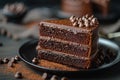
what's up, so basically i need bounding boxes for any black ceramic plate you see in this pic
[19,38,120,76]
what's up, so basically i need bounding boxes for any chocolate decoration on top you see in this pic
[69,14,99,27]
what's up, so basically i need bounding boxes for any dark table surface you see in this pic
[1,34,120,80]
[0,0,120,79]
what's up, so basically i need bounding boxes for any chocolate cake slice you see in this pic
[37,15,99,69]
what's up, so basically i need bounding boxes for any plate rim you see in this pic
[19,38,120,73]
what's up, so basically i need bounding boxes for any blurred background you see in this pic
[0,0,120,79]
[0,0,120,41]
[0,0,119,51]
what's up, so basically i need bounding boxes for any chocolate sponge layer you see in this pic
[40,25,90,45]
[40,21,98,46]
[38,49,91,69]
[38,37,97,58]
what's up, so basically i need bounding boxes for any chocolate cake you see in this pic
[61,0,92,16]
[37,15,99,69]
[61,0,110,17]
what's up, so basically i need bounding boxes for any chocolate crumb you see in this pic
[14,72,23,79]
[14,56,20,61]
[32,57,39,64]
[42,72,48,80]
[8,61,14,67]
[11,57,17,63]
[61,77,69,80]
[50,75,58,80]
[3,58,9,64]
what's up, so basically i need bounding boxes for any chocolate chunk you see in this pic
[14,72,23,79]
[50,75,58,80]
[42,72,48,80]
[32,57,39,64]
[0,58,3,64]
[3,58,9,64]
[14,56,20,61]
[11,57,17,63]
[61,77,69,80]
[8,61,14,67]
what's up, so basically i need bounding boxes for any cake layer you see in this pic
[38,49,91,69]
[40,19,98,33]
[40,25,90,45]
[38,36,98,58]
[39,19,98,46]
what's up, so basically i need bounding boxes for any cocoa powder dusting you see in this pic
[0,61,44,80]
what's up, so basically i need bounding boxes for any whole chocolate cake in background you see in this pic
[36,14,99,69]
[61,0,93,17]
[61,0,110,17]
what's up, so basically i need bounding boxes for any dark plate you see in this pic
[19,38,120,77]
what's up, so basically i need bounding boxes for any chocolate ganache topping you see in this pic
[69,14,99,27]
